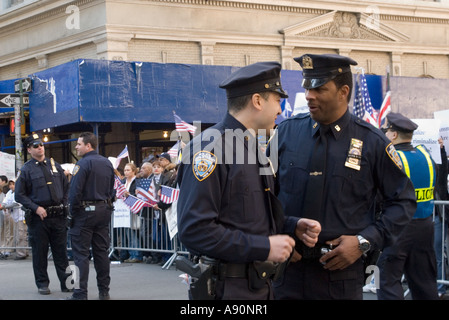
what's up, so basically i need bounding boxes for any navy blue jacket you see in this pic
[177,113,299,263]
[276,109,416,250]
[15,157,68,212]
[68,150,115,210]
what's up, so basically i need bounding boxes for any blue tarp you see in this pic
[1,59,386,132]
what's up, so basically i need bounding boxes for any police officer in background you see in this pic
[377,112,438,300]
[177,61,321,300]
[67,132,115,300]
[15,133,71,295]
[274,54,417,299]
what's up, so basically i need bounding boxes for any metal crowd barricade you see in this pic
[109,205,189,269]
[434,200,449,287]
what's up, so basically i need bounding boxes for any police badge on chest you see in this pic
[345,138,363,170]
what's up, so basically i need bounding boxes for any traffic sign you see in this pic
[0,94,29,108]
[14,78,32,93]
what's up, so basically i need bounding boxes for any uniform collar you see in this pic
[223,112,248,131]
[311,109,351,140]
[394,142,414,151]
[83,150,97,158]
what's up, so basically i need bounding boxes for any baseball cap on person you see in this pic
[23,133,43,148]
[219,61,288,99]
[294,54,358,90]
[157,152,171,161]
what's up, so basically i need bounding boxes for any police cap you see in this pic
[219,61,288,99]
[23,133,43,148]
[294,54,358,89]
[386,112,418,133]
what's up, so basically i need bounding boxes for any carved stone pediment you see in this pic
[280,11,410,42]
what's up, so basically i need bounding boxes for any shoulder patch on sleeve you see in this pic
[192,151,217,181]
[386,143,403,170]
[72,165,80,176]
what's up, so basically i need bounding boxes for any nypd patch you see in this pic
[192,151,217,181]
[72,165,80,176]
[386,143,403,170]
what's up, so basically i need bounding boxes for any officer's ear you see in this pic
[337,84,350,103]
[251,93,264,112]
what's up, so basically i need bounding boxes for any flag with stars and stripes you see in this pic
[123,194,148,214]
[160,185,180,204]
[114,176,126,199]
[174,113,197,135]
[135,177,158,206]
[353,72,378,128]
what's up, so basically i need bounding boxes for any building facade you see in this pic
[1,0,449,165]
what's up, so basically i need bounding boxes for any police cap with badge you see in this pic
[294,54,358,89]
[23,133,44,149]
[386,112,418,133]
[219,61,288,99]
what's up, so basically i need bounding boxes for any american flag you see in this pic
[135,177,158,206]
[377,68,391,128]
[167,141,179,158]
[174,113,197,135]
[160,185,180,204]
[114,176,126,199]
[124,195,147,214]
[353,72,378,128]
[115,145,129,168]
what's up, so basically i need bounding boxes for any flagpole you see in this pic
[173,111,182,162]
[126,145,130,163]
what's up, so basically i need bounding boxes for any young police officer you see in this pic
[177,61,321,300]
[377,112,438,300]
[67,132,115,300]
[274,54,417,299]
[15,133,71,295]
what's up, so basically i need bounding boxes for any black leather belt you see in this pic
[296,242,333,260]
[222,263,248,278]
[82,200,108,206]
[43,204,65,217]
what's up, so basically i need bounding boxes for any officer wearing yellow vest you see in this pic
[377,112,439,300]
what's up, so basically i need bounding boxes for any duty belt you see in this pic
[43,204,65,217]
[81,200,109,206]
[218,261,280,280]
[296,242,333,260]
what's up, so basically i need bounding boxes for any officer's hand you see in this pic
[36,206,47,220]
[267,235,295,263]
[319,235,362,270]
[295,218,321,248]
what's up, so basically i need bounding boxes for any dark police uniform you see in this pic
[377,112,438,300]
[273,54,417,299]
[15,133,71,294]
[68,149,115,300]
[177,62,301,300]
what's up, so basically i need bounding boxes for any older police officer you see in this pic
[274,54,417,299]
[177,61,321,300]
[15,133,71,295]
[67,132,115,300]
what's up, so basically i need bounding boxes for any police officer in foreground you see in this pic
[377,112,438,300]
[67,132,115,300]
[15,133,71,295]
[177,61,321,300]
[274,54,417,299]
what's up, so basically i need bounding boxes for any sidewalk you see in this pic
[0,256,188,300]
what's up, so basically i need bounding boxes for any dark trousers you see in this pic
[377,216,438,300]
[273,258,364,300]
[27,215,70,290]
[70,205,112,299]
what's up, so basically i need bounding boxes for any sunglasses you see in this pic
[32,142,44,149]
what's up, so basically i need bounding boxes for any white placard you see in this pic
[0,151,16,181]
[113,198,131,228]
[164,200,178,240]
[412,118,441,164]
[434,109,449,152]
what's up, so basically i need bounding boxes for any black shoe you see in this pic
[99,292,110,300]
[61,287,74,293]
[38,287,51,295]
[14,256,26,260]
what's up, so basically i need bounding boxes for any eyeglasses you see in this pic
[32,142,44,149]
